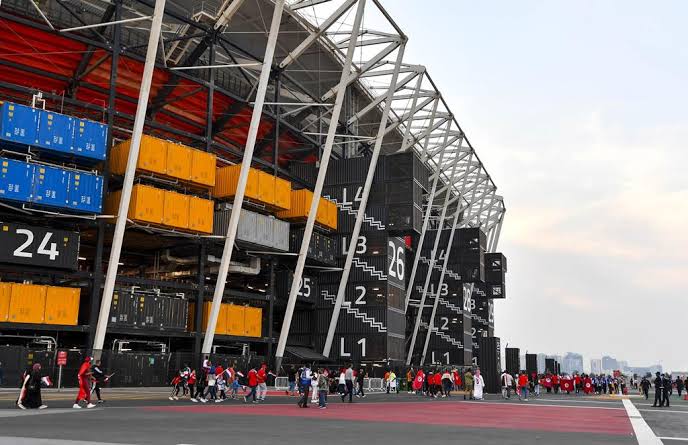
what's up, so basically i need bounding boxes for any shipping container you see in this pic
[201,302,228,334]
[257,170,276,208]
[288,162,316,187]
[105,184,165,225]
[162,190,190,230]
[274,175,291,211]
[166,142,192,181]
[0,102,38,146]
[243,306,262,337]
[526,354,538,376]
[36,109,74,155]
[214,205,289,251]
[325,156,386,185]
[0,157,34,203]
[190,150,217,188]
[276,270,318,303]
[226,304,245,336]
[109,291,137,327]
[44,286,80,325]
[158,296,188,331]
[505,347,520,374]
[66,170,103,213]
[0,282,10,322]
[111,135,168,177]
[213,164,260,202]
[477,336,501,393]
[72,117,107,160]
[277,189,336,229]
[188,196,214,234]
[314,331,388,362]
[31,164,68,208]
[385,151,431,191]
[289,228,337,265]
[335,204,386,233]
[8,283,46,323]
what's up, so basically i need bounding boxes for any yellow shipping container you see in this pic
[274,176,292,211]
[277,188,313,220]
[190,150,217,188]
[187,302,196,331]
[201,302,228,335]
[105,184,165,225]
[321,198,338,230]
[188,196,214,234]
[166,142,193,181]
[257,170,276,207]
[8,283,46,324]
[162,190,190,229]
[226,304,245,337]
[111,135,168,176]
[44,286,80,326]
[213,164,260,201]
[0,282,10,322]
[243,306,262,337]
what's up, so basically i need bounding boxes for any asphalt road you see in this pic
[0,388,685,445]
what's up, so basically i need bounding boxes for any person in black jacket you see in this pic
[91,360,106,404]
[640,376,651,400]
[356,368,366,398]
[662,374,672,407]
[676,376,684,397]
[653,372,664,407]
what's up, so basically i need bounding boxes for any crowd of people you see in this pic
[14,355,688,411]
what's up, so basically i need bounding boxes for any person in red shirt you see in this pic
[517,371,529,401]
[244,366,258,403]
[412,369,424,395]
[583,374,593,395]
[73,357,95,409]
[433,371,442,398]
[452,369,462,392]
[188,369,198,402]
[552,374,560,394]
[256,364,268,401]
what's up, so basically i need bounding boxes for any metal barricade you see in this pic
[274,376,289,391]
[368,377,384,392]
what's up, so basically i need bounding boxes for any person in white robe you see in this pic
[473,369,485,400]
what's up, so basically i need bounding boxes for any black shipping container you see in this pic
[109,291,188,331]
[314,331,398,362]
[323,182,386,207]
[276,270,319,304]
[288,162,317,187]
[159,296,189,331]
[290,228,337,265]
[109,291,137,327]
[384,151,431,191]
[505,347,520,374]
[477,336,501,393]
[555,361,561,375]
[526,354,538,377]
[324,156,386,186]
[335,203,387,233]
[545,358,555,374]
[485,252,507,273]
[335,230,390,258]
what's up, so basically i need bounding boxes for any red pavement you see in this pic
[145,400,633,436]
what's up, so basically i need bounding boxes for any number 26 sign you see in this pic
[0,222,79,270]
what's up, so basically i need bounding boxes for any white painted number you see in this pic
[430,283,448,297]
[471,327,477,337]
[357,338,366,357]
[341,186,364,207]
[431,351,451,365]
[13,229,34,258]
[340,337,366,358]
[440,316,449,331]
[37,233,59,261]
[342,235,367,255]
[298,277,311,298]
[354,286,366,305]
[388,241,405,281]
[463,297,475,312]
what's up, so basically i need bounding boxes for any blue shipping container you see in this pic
[32,164,69,208]
[0,157,34,203]
[0,102,39,146]
[37,109,74,155]
[67,170,103,213]
[73,118,107,160]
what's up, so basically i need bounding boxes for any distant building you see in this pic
[602,356,618,373]
[537,353,546,374]
[520,354,526,371]
[626,365,662,376]
[562,352,584,375]
[591,359,602,374]
[618,361,629,372]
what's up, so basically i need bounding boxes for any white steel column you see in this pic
[399,72,424,152]
[406,146,465,365]
[202,0,286,354]
[403,123,454,313]
[490,212,505,251]
[275,0,367,371]
[91,0,166,356]
[322,41,407,358]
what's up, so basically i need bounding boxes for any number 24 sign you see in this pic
[0,222,80,270]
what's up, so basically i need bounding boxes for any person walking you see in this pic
[356,368,366,398]
[662,374,672,407]
[91,360,107,404]
[473,369,485,400]
[310,369,319,405]
[342,363,354,403]
[518,371,529,401]
[388,370,398,394]
[676,376,684,397]
[464,369,474,400]
[188,369,198,402]
[244,366,258,403]
[17,363,48,409]
[442,369,452,397]
[317,368,328,409]
[652,372,664,407]
[256,364,268,402]
[297,365,312,408]
[501,370,513,399]
[73,357,96,409]
[287,366,297,396]
[640,376,650,400]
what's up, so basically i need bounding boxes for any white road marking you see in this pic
[640,409,688,415]
[658,438,688,442]
[622,399,663,445]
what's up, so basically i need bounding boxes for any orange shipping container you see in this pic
[162,190,190,229]
[243,306,262,337]
[187,302,196,331]
[44,286,80,326]
[110,135,168,176]
[257,170,276,207]
[188,196,214,234]
[8,283,46,324]
[0,282,10,322]
[321,198,338,230]
[201,302,228,335]
[166,142,193,181]
[277,188,313,220]
[226,304,245,336]
[105,184,165,225]
[191,150,217,187]
[274,176,292,211]
[213,164,260,201]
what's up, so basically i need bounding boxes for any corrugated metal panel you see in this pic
[505,348,520,374]
[324,156,385,185]
[0,101,38,146]
[214,207,289,251]
[290,228,337,265]
[0,282,10,322]
[67,170,103,213]
[109,291,137,327]
[31,164,68,208]
[190,149,216,187]
[166,142,192,181]
[8,283,46,323]
[0,157,34,203]
[477,336,501,393]
[44,286,79,326]
[37,109,74,154]
[276,270,318,304]
[73,117,107,160]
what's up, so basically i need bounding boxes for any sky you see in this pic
[377,1,688,371]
